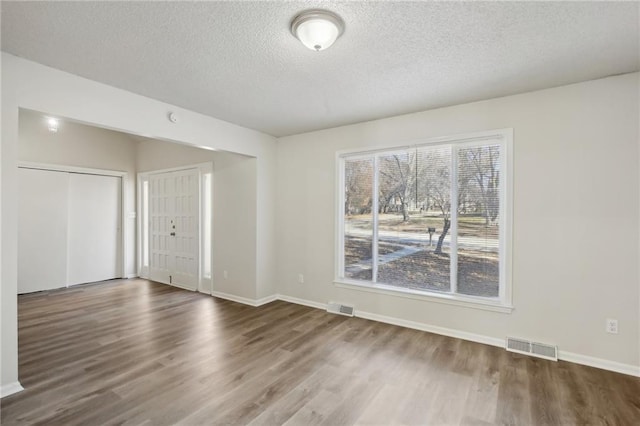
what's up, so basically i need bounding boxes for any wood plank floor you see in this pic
[1,279,639,425]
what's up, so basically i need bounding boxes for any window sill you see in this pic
[334,279,513,314]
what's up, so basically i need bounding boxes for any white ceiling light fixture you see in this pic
[46,117,59,133]
[291,9,345,51]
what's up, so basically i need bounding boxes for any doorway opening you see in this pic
[138,163,213,293]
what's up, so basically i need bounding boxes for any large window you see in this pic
[336,130,512,311]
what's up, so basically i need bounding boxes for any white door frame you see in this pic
[17,161,128,280]
[137,162,213,292]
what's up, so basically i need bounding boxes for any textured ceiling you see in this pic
[2,1,638,137]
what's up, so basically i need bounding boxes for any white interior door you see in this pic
[18,168,69,293]
[67,173,121,286]
[171,169,199,289]
[149,168,199,290]
[149,173,173,284]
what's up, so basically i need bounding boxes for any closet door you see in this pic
[18,168,70,293]
[67,173,122,286]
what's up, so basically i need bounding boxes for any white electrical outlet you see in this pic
[606,318,618,334]
[298,274,304,284]
[223,270,228,280]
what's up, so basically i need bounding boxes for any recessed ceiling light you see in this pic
[47,117,59,133]
[291,9,345,52]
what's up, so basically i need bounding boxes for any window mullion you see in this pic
[338,157,346,278]
[450,146,458,294]
[372,155,379,282]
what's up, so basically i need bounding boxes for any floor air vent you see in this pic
[327,302,354,317]
[506,337,558,361]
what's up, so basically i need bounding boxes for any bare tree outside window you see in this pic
[341,140,504,299]
[343,158,374,280]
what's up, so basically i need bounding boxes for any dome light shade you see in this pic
[291,10,344,51]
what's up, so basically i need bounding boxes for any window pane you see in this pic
[344,158,373,281]
[142,180,149,268]
[339,135,507,302]
[376,147,451,292]
[456,144,500,297]
[203,173,212,279]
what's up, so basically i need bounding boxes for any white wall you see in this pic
[2,51,638,394]
[256,146,277,299]
[20,111,260,298]
[276,73,640,371]
[136,139,258,299]
[18,109,138,278]
[1,53,277,392]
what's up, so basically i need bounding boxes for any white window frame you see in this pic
[334,129,513,313]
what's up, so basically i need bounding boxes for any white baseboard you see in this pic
[209,292,325,309]
[201,290,640,377]
[558,350,640,377]
[255,294,278,306]
[211,291,268,307]
[277,294,327,310]
[1,381,24,398]
[126,274,138,279]
[275,293,640,377]
[354,309,505,348]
